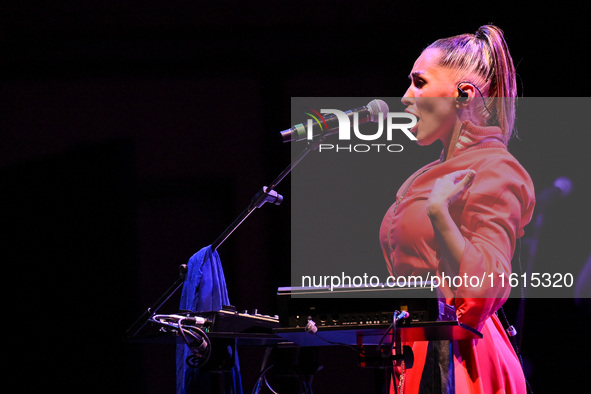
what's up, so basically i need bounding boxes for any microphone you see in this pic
[537,177,573,208]
[395,311,409,321]
[280,99,389,143]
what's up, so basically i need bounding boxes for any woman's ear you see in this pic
[455,82,476,104]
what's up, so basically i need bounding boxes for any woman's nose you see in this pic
[401,86,414,106]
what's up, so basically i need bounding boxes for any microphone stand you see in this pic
[125,135,329,340]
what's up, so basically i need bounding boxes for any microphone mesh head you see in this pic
[367,99,389,122]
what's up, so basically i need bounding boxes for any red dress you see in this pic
[379,121,535,393]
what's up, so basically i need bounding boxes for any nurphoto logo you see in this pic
[301,99,418,153]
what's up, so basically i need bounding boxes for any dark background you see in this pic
[2,2,590,393]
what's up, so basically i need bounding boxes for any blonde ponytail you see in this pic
[426,25,517,144]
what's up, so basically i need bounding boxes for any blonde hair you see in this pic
[426,25,517,144]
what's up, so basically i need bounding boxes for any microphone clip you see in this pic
[253,186,283,208]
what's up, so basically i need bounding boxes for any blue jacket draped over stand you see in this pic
[176,245,242,394]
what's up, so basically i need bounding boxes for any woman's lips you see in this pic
[410,117,419,135]
[404,109,419,135]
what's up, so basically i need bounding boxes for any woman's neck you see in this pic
[440,120,465,162]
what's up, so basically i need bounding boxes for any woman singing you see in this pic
[379,25,535,393]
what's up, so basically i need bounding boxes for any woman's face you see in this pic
[402,48,461,147]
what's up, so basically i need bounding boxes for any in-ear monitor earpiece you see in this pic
[457,86,469,102]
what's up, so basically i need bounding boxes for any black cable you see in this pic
[498,307,533,394]
[305,319,359,352]
[497,308,521,364]
[389,312,399,356]
[311,333,359,353]
[494,237,534,394]
[177,318,212,368]
[457,80,494,119]
[377,311,407,357]
[251,365,276,394]
[263,374,279,394]
[377,322,394,351]
[513,238,534,394]
[377,312,407,394]
[149,315,212,368]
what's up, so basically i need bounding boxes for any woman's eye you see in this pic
[414,78,426,88]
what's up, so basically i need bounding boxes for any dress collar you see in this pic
[442,120,506,161]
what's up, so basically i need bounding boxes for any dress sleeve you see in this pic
[447,157,535,331]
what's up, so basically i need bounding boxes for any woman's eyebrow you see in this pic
[409,71,425,79]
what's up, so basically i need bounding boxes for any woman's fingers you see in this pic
[429,169,477,211]
[454,169,476,190]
